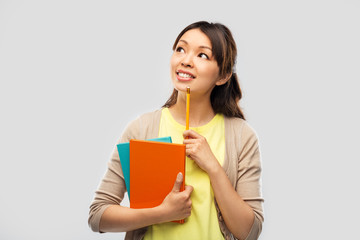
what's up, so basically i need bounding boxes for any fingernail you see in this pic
[177,172,183,181]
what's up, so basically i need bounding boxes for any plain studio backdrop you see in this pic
[1,0,359,239]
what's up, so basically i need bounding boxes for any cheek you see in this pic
[199,64,220,82]
[169,57,176,78]
[170,54,179,70]
[170,56,180,84]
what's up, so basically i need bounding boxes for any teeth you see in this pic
[178,72,193,78]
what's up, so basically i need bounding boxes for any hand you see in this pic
[160,172,193,222]
[183,130,220,173]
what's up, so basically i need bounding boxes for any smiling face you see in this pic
[170,28,227,96]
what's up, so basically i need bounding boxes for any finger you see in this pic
[183,139,197,144]
[185,143,194,150]
[183,130,193,138]
[185,149,193,158]
[184,185,194,195]
[183,129,202,139]
[172,172,183,192]
[185,145,195,155]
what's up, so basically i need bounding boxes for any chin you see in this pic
[172,80,189,93]
[175,85,191,94]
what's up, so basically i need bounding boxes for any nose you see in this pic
[181,62,192,67]
[181,54,193,68]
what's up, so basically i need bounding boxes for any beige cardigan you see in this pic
[88,109,264,240]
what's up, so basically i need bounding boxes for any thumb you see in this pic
[171,172,183,192]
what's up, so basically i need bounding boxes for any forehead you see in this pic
[179,28,212,48]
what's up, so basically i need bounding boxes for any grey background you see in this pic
[1,0,359,239]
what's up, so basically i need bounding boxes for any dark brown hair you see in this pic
[163,21,245,119]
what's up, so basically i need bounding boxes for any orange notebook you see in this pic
[129,139,186,223]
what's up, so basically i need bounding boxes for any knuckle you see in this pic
[181,194,187,201]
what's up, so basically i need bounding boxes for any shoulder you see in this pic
[224,116,260,151]
[137,108,163,121]
[119,108,163,143]
[224,116,258,139]
[128,108,162,127]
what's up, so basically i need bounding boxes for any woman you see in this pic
[89,21,264,240]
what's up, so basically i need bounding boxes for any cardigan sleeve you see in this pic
[88,118,140,232]
[237,122,264,240]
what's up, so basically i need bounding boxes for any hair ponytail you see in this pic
[211,73,245,119]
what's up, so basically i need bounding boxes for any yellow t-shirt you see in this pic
[144,108,225,240]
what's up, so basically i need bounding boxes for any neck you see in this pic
[169,91,215,127]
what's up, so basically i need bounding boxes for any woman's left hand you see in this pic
[183,130,220,173]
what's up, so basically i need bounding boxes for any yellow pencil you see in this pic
[186,87,190,131]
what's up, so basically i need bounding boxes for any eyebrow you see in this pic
[179,39,212,52]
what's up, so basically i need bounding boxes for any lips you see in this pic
[176,69,195,81]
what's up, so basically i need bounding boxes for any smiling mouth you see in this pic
[177,71,195,79]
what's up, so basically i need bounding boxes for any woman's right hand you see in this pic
[159,172,193,222]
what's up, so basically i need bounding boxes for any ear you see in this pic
[215,73,232,86]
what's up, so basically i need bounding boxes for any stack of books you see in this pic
[117,137,186,223]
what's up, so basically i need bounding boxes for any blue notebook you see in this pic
[117,136,172,198]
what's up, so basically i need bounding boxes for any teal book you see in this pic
[117,136,172,198]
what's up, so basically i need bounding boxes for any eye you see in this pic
[176,47,185,53]
[199,53,209,59]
